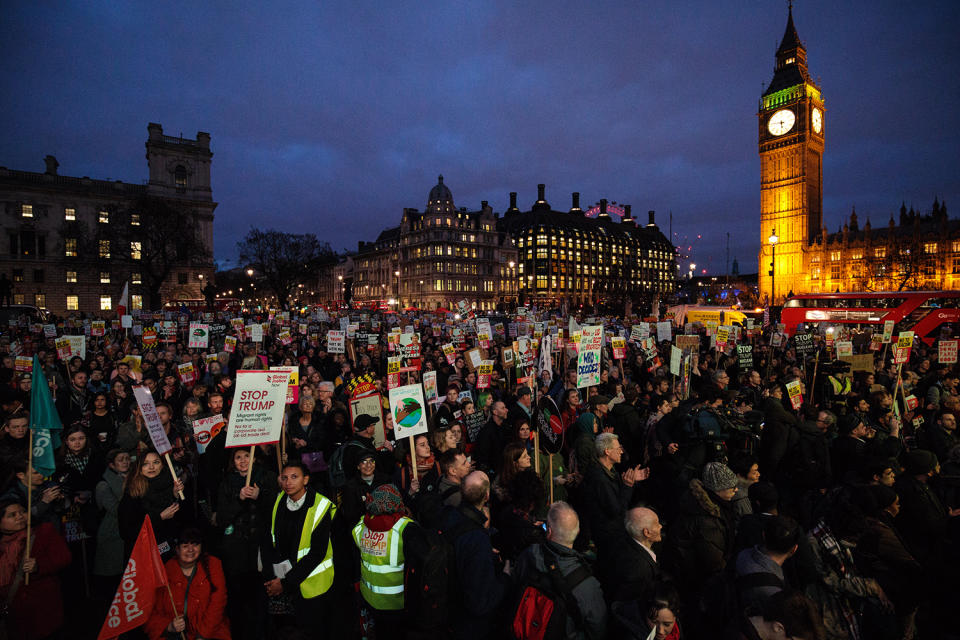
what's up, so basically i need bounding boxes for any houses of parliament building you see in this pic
[758,8,959,301]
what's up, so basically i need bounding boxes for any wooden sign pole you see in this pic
[24,429,33,585]
[165,453,185,500]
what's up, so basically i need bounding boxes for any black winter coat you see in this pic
[580,462,633,549]
[664,478,735,589]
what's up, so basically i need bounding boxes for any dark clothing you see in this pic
[858,512,923,611]
[440,504,509,640]
[513,540,608,640]
[217,465,274,576]
[580,463,633,549]
[734,545,785,610]
[830,436,866,484]
[600,531,661,605]
[758,396,799,480]
[607,402,645,463]
[664,478,735,590]
[784,420,832,490]
[117,469,182,561]
[473,418,508,473]
[1,522,72,640]
[894,475,948,565]
[492,505,546,562]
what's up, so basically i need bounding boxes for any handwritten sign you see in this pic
[576,326,604,388]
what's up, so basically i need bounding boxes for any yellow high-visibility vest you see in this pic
[270,492,336,598]
[351,516,412,610]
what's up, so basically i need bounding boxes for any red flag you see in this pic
[97,516,168,640]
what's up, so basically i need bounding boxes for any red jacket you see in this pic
[5,522,72,640]
[146,555,231,640]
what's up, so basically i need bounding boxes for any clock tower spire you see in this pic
[758,5,824,303]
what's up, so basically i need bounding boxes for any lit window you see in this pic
[12,270,23,283]
[785,57,795,65]
[924,242,938,254]
[131,294,142,310]
[175,165,187,188]
[34,294,45,308]
[66,295,79,311]
[99,240,110,258]
[65,208,76,221]
[132,272,142,284]
[100,295,112,311]
[131,213,140,226]
[66,271,77,283]
[131,242,142,260]
[100,271,111,284]
[830,251,841,262]
[65,238,78,257]
[99,210,110,224]
[21,204,33,218]
[875,248,886,258]
[13,295,24,305]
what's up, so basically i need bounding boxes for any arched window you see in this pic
[174,165,187,189]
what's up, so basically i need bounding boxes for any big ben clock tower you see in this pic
[758,6,824,303]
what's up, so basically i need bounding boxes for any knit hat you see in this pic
[702,462,738,492]
[838,413,864,435]
[903,449,938,475]
[367,485,407,516]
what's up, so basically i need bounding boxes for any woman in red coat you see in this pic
[0,498,72,640]
[146,527,231,640]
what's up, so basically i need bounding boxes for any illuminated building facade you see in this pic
[758,7,825,303]
[0,123,216,313]
[499,185,677,309]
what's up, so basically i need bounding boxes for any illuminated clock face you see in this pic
[767,109,796,136]
[812,107,823,134]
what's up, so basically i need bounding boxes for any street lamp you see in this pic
[768,229,778,305]
[394,270,400,307]
[419,280,424,309]
[246,268,254,277]
[338,274,343,308]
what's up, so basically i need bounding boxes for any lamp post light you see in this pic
[337,274,344,308]
[768,229,778,305]
[394,270,400,308]
[419,280,424,309]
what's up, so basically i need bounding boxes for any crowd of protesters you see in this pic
[0,302,957,640]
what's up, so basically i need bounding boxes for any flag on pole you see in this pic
[117,281,129,318]
[97,516,168,640]
[29,355,62,476]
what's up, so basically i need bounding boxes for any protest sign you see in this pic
[177,362,196,385]
[91,320,105,337]
[349,393,386,447]
[388,383,429,439]
[132,386,172,456]
[836,341,854,358]
[14,356,31,372]
[422,371,439,406]
[656,321,672,343]
[399,333,422,371]
[476,318,492,347]
[442,343,456,365]
[386,356,401,389]
[464,410,487,444]
[882,320,895,344]
[535,396,565,454]
[270,366,300,404]
[676,335,699,352]
[611,337,626,360]
[278,329,292,345]
[939,339,958,364]
[250,324,263,343]
[576,325,604,388]
[55,337,72,359]
[670,345,682,376]
[188,323,209,349]
[715,326,730,350]
[192,414,225,454]
[43,324,57,338]
[142,327,158,348]
[224,370,292,448]
[905,395,920,411]
[794,333,814,355]
[121,315,133,329]
[327,330,345,354]
[477,360,493,389]
[894,332,914,364]
[224,335,237,353]
[737,344,754,370]
[786,379,803,410]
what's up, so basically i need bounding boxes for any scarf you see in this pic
[65,451,89,475]
[0,530,27,588]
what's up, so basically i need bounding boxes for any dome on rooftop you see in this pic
[427,175,454,213]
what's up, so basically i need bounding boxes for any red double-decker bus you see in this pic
[781,290,960,344]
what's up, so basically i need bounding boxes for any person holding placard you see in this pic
[261,460,337,636]
[118,451,184,561]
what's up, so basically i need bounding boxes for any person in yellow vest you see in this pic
[262,460,336,637]
[351,484,420,640]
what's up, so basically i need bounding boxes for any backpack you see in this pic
[328,441,369,489]
[414,483,461,530]
[405,512,479,632]
[510,547,591,640]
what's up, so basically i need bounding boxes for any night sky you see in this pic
[2,1,958,276]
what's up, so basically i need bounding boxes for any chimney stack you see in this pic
[481,200,488,209]
[570,192,581,213]
[622,204,633,224]
[648,210,657,227]
[507,192,519,213]
[44,155,59,175]
[537,184,546,203]
[597,199,611,220]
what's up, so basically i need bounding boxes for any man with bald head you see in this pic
[514,502,608,639]
[440,471,509,640]
[601,506,663,605]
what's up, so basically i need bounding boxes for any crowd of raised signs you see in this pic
[0,303,958,640]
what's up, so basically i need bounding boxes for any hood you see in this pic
[683,478,723,519]
[529,540,587,574]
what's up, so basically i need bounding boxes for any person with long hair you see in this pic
[117,451,184,560]
[146,527,231,640]
[0,498,72,640]
[394,433,438,497]
[88,392,117,448]
[92,449,130,591]
[492,441,532,504]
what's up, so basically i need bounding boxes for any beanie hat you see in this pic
[903,449,938,475]
[838,413,863,435]
[367,485,408,516]
[702,462,738,492]
[869,485,898,513]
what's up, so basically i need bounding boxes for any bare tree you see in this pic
[237,229,336,310]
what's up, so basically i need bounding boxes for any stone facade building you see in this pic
[0,123,216,314]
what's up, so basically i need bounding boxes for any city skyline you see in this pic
[2,1,957,275]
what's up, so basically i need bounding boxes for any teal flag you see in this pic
[29,355,62,476]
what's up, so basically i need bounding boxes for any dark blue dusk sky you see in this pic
[2,1,958,275]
